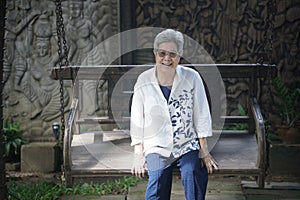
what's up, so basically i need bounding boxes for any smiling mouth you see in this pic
[162,63,172,67]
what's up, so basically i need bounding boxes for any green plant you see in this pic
[224,104,249,130]
[3,118,27,156]
[80,125,89,133]
[265,122,280,145]
[7,176,143,199]
[234,104,249,130]
[272,76,300,127]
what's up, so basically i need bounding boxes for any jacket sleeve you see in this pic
[130,80,145,146]
[193,72,213,138]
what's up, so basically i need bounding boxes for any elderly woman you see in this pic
[130,29,218,200]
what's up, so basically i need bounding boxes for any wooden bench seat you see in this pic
[68,130,258,179]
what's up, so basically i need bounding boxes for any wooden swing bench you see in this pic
[51,63,276,188]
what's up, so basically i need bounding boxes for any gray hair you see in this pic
[153,29,184,53]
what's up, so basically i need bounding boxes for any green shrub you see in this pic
[3,118,27,157]
[272,76,300,127]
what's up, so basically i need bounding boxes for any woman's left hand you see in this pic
[202,153,218,174]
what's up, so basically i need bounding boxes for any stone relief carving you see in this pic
[4,0,118,138]
[135,0,300,117]
[3,0,299,137]
[4,0,40,106]
[24,12,69,121]
[66,0,102,116]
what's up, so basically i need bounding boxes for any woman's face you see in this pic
[153,42,182,71]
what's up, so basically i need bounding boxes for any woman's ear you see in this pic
[153,49,157,57]
[179,51,183,57]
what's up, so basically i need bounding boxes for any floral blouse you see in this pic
[130,65,212,158]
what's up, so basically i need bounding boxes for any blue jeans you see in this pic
[145,150,208,200]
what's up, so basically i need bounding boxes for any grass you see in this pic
[7,176,142,200]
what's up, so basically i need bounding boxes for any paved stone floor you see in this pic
[60,175,300,200]
[127,176,247,200]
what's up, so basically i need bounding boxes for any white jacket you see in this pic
[130,65,212,157]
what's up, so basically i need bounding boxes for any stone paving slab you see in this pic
[242,180,300,200]
[242,180,300,189]
[59,176,300,200]
[243,188,300,200]
[127,176,246,200]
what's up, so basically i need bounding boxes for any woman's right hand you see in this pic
[131,143,146,178]
[131,154,146,178]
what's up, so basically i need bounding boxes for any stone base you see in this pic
[269,143,300,176]
[21,142,62,173]
[5,162,21,171]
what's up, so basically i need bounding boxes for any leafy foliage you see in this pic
[224,104,249,130]
[234,104,249,130]
[7,176,142,200]
[272,76,300,127]
[265,122,280,144]
[3,118,28,156]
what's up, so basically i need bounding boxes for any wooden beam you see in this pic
[51,64,277,80]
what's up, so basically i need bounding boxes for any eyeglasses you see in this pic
[156,49,179,58]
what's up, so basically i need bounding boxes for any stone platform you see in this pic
[21,142,62,173]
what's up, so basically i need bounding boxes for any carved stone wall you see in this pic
[3,0,119,140]
[3,0,299,139]
[134,0,299,120]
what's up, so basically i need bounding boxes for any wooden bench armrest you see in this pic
[249,97,266,188]
[63,98,78,186]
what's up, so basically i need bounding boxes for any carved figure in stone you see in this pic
[4,0,40,105]
[234,26,251,62]
[246,1,267,55]
[226,79,248,115]
[67,0,101,63]
[86,0,112,40]
[66,0,107,116]
[215,0,247,62]
[21,13,69,121]
[198,29,220,59]
[277,41,300,85]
